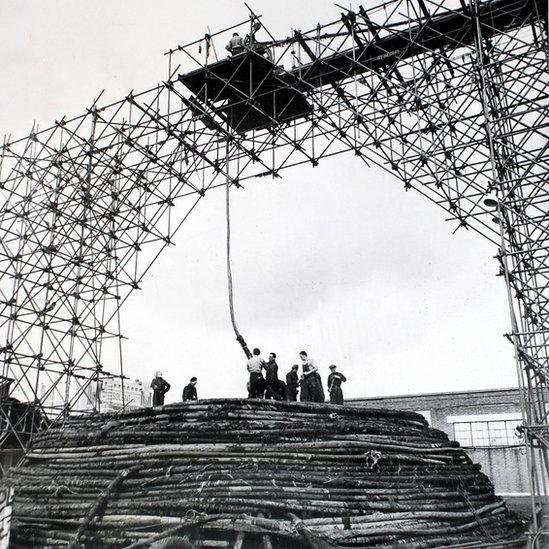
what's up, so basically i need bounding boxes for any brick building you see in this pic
[351,388,528,497]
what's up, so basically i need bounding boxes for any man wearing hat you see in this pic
[285,364,300,401]
[327,365,347,405]
[182,377,198,401]
[150,372,171,406]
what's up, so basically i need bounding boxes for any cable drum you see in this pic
[4,399,526,548]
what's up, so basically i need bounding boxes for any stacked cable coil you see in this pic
[5,399,524,548]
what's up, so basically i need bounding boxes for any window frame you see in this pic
[451,418,522,448]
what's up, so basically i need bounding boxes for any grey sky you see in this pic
[0,1,517,402]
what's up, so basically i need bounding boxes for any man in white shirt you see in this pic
[226,33,245,56]
[247,348,265,398]
[299,351,325,403]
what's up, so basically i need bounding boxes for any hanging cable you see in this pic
[225,136,252,359]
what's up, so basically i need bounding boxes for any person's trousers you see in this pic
[330,387,343,405]
[249,373,264,399]
[301,375,324,402]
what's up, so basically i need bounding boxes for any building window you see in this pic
[452,419,522,447]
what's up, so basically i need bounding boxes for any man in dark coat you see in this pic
[327,365,347,405]
[150,372,171,406]
[263,353,284,400]
[285,364,299,401]
[182,377,198,401]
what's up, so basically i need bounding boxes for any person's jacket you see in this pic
[151,377,170,395]
[286,371,299,391]
[327,372,347,391]
[264,360,279,383]
[182,383,197,401]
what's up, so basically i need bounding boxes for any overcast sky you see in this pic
[0,1,518,403]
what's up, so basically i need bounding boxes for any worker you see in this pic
[150,372,171,406]
[247,347,265,399]
[243,21,273,62]
[226,32,245,56]
[299,351,325,403]
[182,377,198,401]
[327,365,347,405]
[245,21,262,46]
[285,365,299,401]
[263,352,284,400]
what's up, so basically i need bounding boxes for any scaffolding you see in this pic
[0,0,547,542]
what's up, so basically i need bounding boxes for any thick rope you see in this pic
[226,138,252,359]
